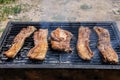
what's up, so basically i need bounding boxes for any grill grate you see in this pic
[0,22,120,69]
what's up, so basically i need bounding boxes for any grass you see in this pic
[0,0,16,4]
[0,28,4,33]
[0,5,21,21]
[0,0,21,21]
[117,9,120,13]
[80,4,92,10]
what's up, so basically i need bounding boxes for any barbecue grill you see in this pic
[0,21,120,69]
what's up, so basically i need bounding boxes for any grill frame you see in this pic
[0,21,120,69]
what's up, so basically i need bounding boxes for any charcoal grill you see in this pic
[0,21,120,69]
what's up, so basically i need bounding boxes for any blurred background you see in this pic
[0,0,120,80]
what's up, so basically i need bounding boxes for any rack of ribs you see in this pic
[94,27,118,64]
[4,26,36,58]
[27,29,48,60]
[50,27,73,52]
[77,27,94,60]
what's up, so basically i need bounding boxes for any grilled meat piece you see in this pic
[77,27,93,60]
[50,27,73,52]
[27,29,48,60]
[4,26,36,58]
[94,27,118,64]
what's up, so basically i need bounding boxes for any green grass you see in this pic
[117,9,120,13]
[0,5,21,21]
[0,28,4,33]
[80,4,92,10]
[2,5,21,15]
[0,0,20,21]
[0,0,16,4]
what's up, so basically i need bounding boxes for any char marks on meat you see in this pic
[94,27,118,64]
[77,26,93,60]
[27,29,48,60]
[4,26,36,58]
[50,27,73,52]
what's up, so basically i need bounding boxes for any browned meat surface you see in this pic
[94,27,118,64]
[77,27,93,60]
[50,27,73,52]
[4,26,36,58]
[27,29,48,60]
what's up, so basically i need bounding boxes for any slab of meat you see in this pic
[4,26,36,58]
[77,27,93,60]
[94,27,118,64]
[50,27,73,52]
[27,29,48,60]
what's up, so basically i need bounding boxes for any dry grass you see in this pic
[0,0,16,4]
[0,5,21,21]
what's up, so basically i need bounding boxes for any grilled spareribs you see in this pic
[77,27,93,60]
[94,27,118,64]
[4,26,36,58]
[27,29,48,60]
[50,27,73,52]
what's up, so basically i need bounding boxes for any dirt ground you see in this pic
[14,0,120,21]
[0,0,120,80]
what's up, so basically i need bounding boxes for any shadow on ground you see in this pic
[0,69,120,80]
